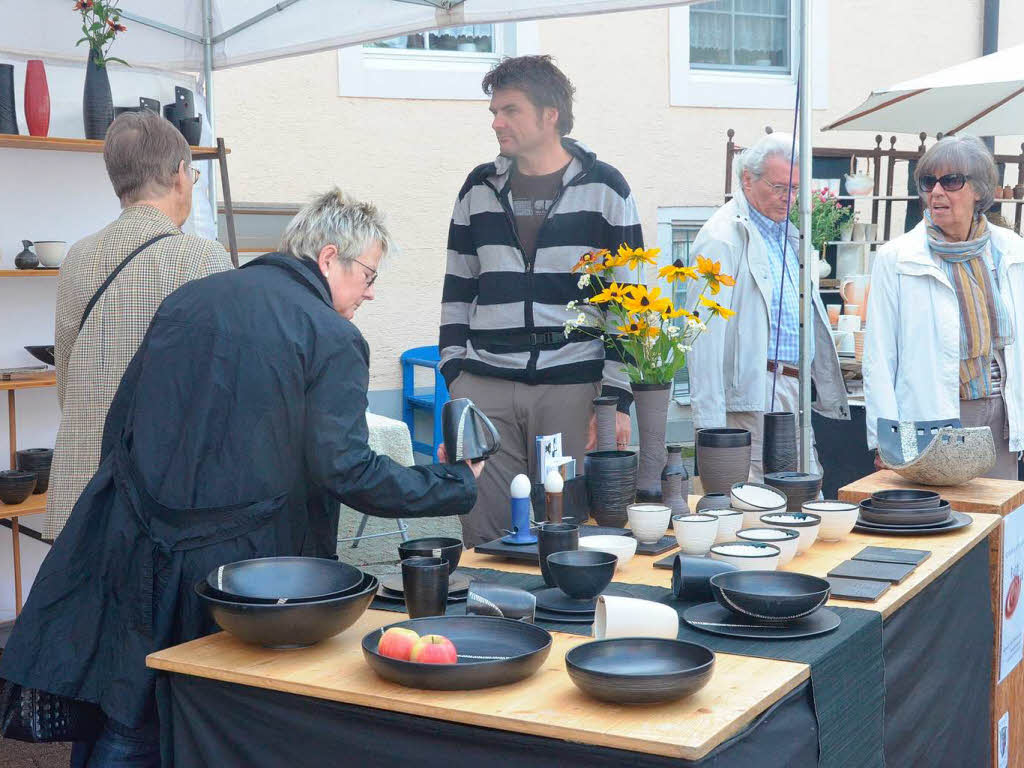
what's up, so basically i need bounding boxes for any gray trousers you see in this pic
[449,371,600,547]
[960,395,1020,480]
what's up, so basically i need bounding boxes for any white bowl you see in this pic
[627,503,671,544]
[736,527,800,566]
[710,541,781,571]
[730,482,787,512]
[759,512,821,554]
[802,500,859,542]
[672,514,719,556]
[33,240,66,268]
[705,508,744,544]
[578,535,638,570]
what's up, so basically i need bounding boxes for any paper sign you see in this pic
[998,711,1009,768]
[1000,506,1024,682]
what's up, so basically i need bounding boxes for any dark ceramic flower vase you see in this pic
[584,450,637,528]
[696,428,751,494]
[593,396,619,453]
[762,412,797,475]
[632,383,671,502]
[0,64,18,134]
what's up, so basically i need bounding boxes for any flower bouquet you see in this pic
[789,188,853,254]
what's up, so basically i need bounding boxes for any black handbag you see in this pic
[0,679,104,743]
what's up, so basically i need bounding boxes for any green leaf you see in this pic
[106,57,130,67]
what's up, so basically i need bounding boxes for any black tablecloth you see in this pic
[162,540,993,768]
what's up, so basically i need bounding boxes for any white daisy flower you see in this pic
[577,274,591,288]
[566,300,578,311]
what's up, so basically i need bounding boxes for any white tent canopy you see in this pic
[0,0,694,71]
[824,43,1024,136]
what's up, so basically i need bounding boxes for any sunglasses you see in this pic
[919,173,969,192]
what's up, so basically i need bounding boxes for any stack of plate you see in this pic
[531,587,598,624]
[855,489,972,535]
[375,571,472,605]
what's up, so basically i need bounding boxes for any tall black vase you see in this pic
[0,63,18,134]
[762,411,798,475]
[83,48,114,140]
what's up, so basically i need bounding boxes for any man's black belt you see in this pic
[469,329,591,349]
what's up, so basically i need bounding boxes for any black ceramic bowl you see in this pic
[15,448,52,469]
[23,346,55,367]
[361,616,552,690]
[398,537,463,575]
[858,498,951,527]
[870,489,941,510]
[565,638,715,704]
[196,572,377,648]
[207,556,364,603]
[671,555,738,602]
[546,549,617,600]
[709,570,830,623]
[764,472,823,511]
[0,470,36,505]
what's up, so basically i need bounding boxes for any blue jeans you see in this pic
[70,718,160,768]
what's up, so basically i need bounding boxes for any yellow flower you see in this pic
[617,244,660,271]
[571,250,609,274]
[660,306,691,321]
[622,285,671,315]
[658,261,700,283]
[695,254,737,295]
[698,294,737,319]
[615,317,659,338]
[590,282,628,305]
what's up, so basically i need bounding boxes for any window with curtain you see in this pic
[690,0,791,73]
[671,224,702,400]
[365,25,497,55]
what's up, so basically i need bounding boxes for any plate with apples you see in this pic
[362,616,552,690]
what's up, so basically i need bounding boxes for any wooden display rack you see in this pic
[839,471,1024,768]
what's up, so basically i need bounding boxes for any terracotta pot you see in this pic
[592,396,619,454]
[762,412,797,475]
[632,382,671,502]
[661,444,689,518]
[584,450,637,527]
[696,428,751,494]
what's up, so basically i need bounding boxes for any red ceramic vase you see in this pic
[24,60,50,137]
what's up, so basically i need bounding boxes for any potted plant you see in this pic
[566,245,736,501]
[74,0,128,139]
[790,189,853,279]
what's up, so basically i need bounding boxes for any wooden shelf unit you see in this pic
[0,269,58,277]
[0,372,56,391]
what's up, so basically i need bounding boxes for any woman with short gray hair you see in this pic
[864,135,1024,478]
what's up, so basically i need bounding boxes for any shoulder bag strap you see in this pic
[78,232,177,332]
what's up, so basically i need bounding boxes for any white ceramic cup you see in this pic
[706,508,744,544]
[578,535,638,570]
[759,512,821,554]
[802,500,859,542]
[33,240,66,268]
[627,503,672,544]
[593,595,680,640]
[709,541,781,571]
[736,527,800,566]
[837,314,862,332]
[672,513,719,556]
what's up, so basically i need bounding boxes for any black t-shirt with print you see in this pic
[509,163,568,261]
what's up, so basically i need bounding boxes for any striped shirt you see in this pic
[748,205,814,364]
[440,139,644,412]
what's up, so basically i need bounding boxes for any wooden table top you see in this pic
[840,470,1024,516]
[147,497,999,760]
[0,492,47,522]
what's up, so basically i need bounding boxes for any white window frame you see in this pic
[657,206,717,404]
[669,1,828,110]
[339,22,540,101]
[690,0,793,75]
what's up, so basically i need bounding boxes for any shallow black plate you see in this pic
[375,587,467,605]
[361,616,552,690]
[870,489,940,510]
[534,608,594,624]
[683,602,841,639]
[852,511,972,536]
[476,525,675,561]
[533,587,597,614]
[380,572,470,596]
[858,498,950,526]
[208,556,363,602]
[856,513,953,530]
[565,638,715,704]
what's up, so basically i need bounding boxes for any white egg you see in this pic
[544,470,564,494]
[510,473,532,498]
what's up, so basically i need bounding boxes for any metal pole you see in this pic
[202,0,217,218]
[798,0,813,471]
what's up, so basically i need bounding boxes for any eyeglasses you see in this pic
[919,173,969,192]
[351,257,378,288]
[759,177,799,199]
[189,166,201,185]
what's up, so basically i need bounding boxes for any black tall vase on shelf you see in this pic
[83,48,114,140]
[0,63,18,134]
[762,411,798,475]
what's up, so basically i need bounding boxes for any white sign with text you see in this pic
[1000,505,1024,682]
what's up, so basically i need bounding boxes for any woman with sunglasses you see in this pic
[864,135,1024,479]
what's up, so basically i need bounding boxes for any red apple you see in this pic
[377,627,420,660]
[409,634,458,664]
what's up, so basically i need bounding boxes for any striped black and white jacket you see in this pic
[439,139,643,412]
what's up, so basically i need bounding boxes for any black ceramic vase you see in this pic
[584,450,637,527]
[593,396,619,453]
[632,382,671,502]
[762,412,798,475]
[15,241,38,270]
[0,63,18,134]
[83,48,114,140]
[696,428,751,494]
[661,444,689,518]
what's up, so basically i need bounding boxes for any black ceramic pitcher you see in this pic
[442,398,501,462]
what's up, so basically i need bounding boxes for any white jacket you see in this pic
[687,192,850,429]
[864,220,1024,452]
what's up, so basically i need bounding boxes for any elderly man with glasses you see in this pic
[45,110,232,543]
[687,132,849,482]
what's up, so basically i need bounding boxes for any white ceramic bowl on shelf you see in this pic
[801,501,859,542]
[33,241,66,268]
[578,535,638,570]
[626,503,672,544]
[759,512,821,554]
[709,541,781,572]
[736,527,800,566]
[672,514,719,557]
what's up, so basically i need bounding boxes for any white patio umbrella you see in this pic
[823,43,1024,136]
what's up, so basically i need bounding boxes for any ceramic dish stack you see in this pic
[730,482,787,528]
[855,489,972,535]
[375,569,473,606]
[532,550,617,624]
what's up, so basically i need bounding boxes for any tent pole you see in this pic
[798,0,813,472]
[203,0,217,218]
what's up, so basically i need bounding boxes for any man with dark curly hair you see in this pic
[440,55,644,546]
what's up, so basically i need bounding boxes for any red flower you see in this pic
[73,0,93,9]
[107,18,127,32]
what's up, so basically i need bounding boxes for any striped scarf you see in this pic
[925,212,1014,399]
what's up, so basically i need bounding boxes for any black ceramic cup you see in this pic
[401,556,449,618]
[466,582,537,623]
[441,398,501,462]
[398,537,463,575]
[671,554,739,603]
[537,523,580,587]
[696,428,752,494]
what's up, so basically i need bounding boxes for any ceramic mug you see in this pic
[626,503,671,544]
[593,595,679,640]
[401,556,449,618]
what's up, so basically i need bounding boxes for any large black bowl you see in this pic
[870,489,941,510]
[858,498,950,527]
[398,537,463,575]
[196,572,377,648]
[709,570,830,623]
[23,346,55,367]
[565,638,715,704]
[0,470,36,505]
[207,556,364,602]
[546,549,617,599]
[361,616,552,690]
